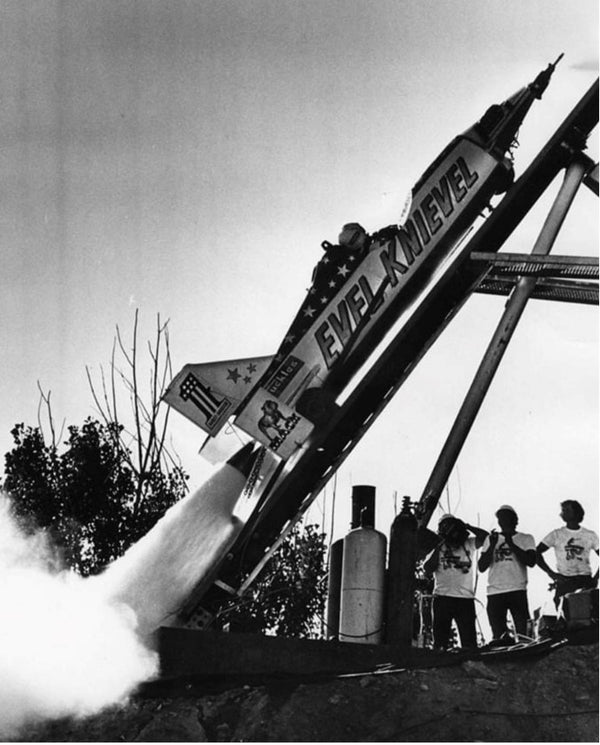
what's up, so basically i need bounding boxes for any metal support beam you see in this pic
[474,276,598,306]
[584,162,599,195]
[470,252,599,280]
[417,155,590,527]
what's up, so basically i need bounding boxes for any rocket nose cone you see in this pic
[530,53,564,98]
[226,441,260,478]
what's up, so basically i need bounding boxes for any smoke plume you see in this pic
[98,463,243,637]
[0,495,158,739]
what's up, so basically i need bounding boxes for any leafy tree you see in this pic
[3,418,187,576]
[220,523,328,638]
[1,312,188,575]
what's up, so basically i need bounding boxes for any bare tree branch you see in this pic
[37,382,58,448]
[85,309,188,525]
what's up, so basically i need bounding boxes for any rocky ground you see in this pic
[14,641,599,742]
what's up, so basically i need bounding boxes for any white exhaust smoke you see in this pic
[0,445,256,738]
[0,495,158,739]
[98,456,249,637]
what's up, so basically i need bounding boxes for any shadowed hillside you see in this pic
[16,641,598,742]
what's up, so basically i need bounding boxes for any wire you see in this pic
[337,626,384,639]
[455,464,462,512]
[473,595,486,640]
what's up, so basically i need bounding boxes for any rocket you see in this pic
[164,58,564,462]
[97,442,258,639]
[160,58,580,618]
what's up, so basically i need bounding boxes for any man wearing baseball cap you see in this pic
[478,505,536,643]
[423,514,488,650]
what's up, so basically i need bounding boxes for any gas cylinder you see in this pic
[386,496,418,646]
[339,526,387,644]
[324,538,344,640]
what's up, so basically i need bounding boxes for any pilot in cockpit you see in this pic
[311,222,371,285]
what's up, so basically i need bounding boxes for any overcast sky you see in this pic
[1,0,598,615]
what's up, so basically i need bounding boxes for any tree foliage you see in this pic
[220,523,328,638]
[3,418,187,575]
[1,312,188,576]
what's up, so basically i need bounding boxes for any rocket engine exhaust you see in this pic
[98,442,259,639]
[0,445,258,738]
[0,496,157,739]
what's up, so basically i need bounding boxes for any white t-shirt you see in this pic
[541,526,599,576]
[431,537,476,599]
[481,531,535,595]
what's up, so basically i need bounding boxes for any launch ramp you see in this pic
[178,77,598,629]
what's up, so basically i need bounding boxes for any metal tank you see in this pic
[385,496,418,646]
[339,486,387,644]
[324,538,344,640]
[339,527,387,644]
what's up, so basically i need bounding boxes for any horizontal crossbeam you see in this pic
[470,252,599,280]
[474,276,598,305]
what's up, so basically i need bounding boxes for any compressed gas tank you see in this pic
[339,527,387,644]
[324,538,344,640]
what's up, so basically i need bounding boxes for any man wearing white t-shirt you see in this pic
[423,514,488,650]
[478,505,536,642]
[536,500,599,607]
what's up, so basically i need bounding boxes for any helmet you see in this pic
[338,223,369,251]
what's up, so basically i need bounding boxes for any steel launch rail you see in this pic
[177,77,598,630]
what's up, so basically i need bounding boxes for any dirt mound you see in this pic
[14,642,598,742]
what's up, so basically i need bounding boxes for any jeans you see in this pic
[432,595,477,649]
[486,590,529,638]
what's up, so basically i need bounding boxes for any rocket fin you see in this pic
[164,355,273,436]
[198,422,254,465]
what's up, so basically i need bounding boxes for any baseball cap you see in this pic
[496,504,517,516]
[438,513,455,525]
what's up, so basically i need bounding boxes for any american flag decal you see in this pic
[261,245,364,383]
[179,372,232,427]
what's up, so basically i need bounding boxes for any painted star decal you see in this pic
[243,375,252,384]
[337,264,350,278]
[227,367,241,383]
[303,306,316,318]
[247,363,257,373]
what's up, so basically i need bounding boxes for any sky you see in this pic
[1,0,598,619]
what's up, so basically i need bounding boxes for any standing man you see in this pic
[478,505,536,642]
[423,514,487,650]
[536,500,599,607]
